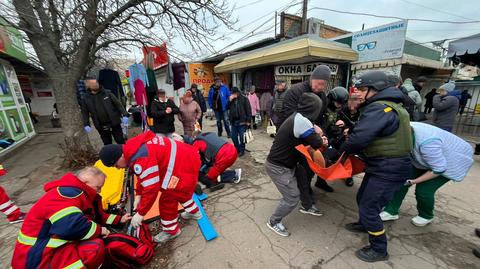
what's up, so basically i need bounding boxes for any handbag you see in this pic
[266,120,276,135]
[244,129,254,143]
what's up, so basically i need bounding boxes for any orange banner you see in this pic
[188,63,229,97]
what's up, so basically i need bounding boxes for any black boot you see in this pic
[475,228,480,237]
[475,144,480,155]
[473,247,480,258]
[355,246,389,262]
[345,177,354,187]
[209,182,225,192]
[199,173,225,192]
[345,222,367,233]
[194,184,203,195]
[315,179,334,192]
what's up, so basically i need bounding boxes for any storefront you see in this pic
[214,34,358,92]
[0,17,37,154]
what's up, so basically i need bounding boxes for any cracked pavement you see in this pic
[1,118,480,269]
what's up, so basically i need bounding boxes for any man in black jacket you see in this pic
[81,77,129,145]
[280,65,334,213]
[228,87,251,156]
[150,89,180,136]
[190,84,207,129]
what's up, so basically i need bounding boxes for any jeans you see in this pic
[231,122,246,154]
[214,110,231,137]
[97,124,125,145]
[384,168,450,219]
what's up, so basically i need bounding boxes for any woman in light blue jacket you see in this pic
[380,122,473,226]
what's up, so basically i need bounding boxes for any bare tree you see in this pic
[0,0,234,165]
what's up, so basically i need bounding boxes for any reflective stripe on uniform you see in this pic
[49,206,83,224]
[160,218,178,225]
[162,223,178,231]
[141,176,160,187]
[81,222,97,240]
[4,205,18,215]
[106,214,117,225]
[139,166,159,179]
[368,229,385,236]
[0,200,12,210]
[63,260,84,269]
[161,138,177,189]
[17,231,69,248]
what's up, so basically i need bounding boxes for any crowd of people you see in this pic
[3,65,479,268]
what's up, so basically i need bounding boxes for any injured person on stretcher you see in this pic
[11,167,132,269]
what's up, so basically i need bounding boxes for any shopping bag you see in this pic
[266,120,276,135]
[244,129,254,143]
[255,113,262,125]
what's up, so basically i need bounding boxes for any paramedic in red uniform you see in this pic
[99,131,202,244]
[11,167,131,269]
[0,164,26,224]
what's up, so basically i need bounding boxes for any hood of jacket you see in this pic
[449,89,462,100]
[402,79,416,93]
[364,87,406,106]
[123,130,156,163]
[44,172,97,201]
[297,92,322,121]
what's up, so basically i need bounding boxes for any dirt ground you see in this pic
[1,117,480,269]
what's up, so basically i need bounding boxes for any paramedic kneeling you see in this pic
[11,167,131,269]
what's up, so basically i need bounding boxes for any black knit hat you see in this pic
[99,144,123,167]
[310,65,331,81]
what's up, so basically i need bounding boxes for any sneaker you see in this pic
[181,211,202,220]
[299,205,323,217]
[208,182,225,192]
[345,222,367,233]
[380,211,399,222]
[473,247,480,258]
[345,177,354,187]
[9,212,26,224]
[153,230,182,244]
[314,180,334,192]
[411,216,433,227]
[266,220,290,237]
[234,168,242,184]
[355,246,389,263]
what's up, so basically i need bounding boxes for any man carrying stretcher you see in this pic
[99,131,202,244]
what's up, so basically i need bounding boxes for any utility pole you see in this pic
[301,0,308,34]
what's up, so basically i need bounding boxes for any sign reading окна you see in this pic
[275,62,338,76]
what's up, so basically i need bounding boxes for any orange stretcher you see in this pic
[296,145,365,181]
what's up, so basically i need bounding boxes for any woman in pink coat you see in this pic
[247,86,260,129]
[179,90,202,136]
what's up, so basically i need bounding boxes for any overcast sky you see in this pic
[143,0,480,62]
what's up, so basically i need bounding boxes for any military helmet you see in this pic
[327,86,349,104]
[353,71,389,91]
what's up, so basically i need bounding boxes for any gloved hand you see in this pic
[121,116,129,125]
[133,195,141,210]
[84,126,92,133]
[130,213,144,228]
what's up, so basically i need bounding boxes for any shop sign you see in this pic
[0,17,27,62]
[351,20,408,63]
[188,63,229,97]
[0,63,15,107]
[275,62,338,76]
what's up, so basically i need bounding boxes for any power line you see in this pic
[308,7,480,24]
[397,0,474,21]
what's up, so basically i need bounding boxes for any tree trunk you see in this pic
[50,72,97,168]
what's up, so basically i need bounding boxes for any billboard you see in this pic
[0,17,27,62]
[351,20,408,62]
[188,63,229,96]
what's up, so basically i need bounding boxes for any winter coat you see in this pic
[247,93,260,115]
[192,90,207,112]
[281,81,328,126]
[98,68,124,98]
[208,85,230,112]
[341,87,412,180]
[424,90,437,107]
[81,88,128,130]
[410,122,473,182]
[259,92,273,112]
[179,100,202,136]
[270,89,287,127]
[11,173,121,269]
[460,90,472,106]
[150,98,180,134]
[228,94,252,125]
[432,95,459,130]
[403,79,423,109]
